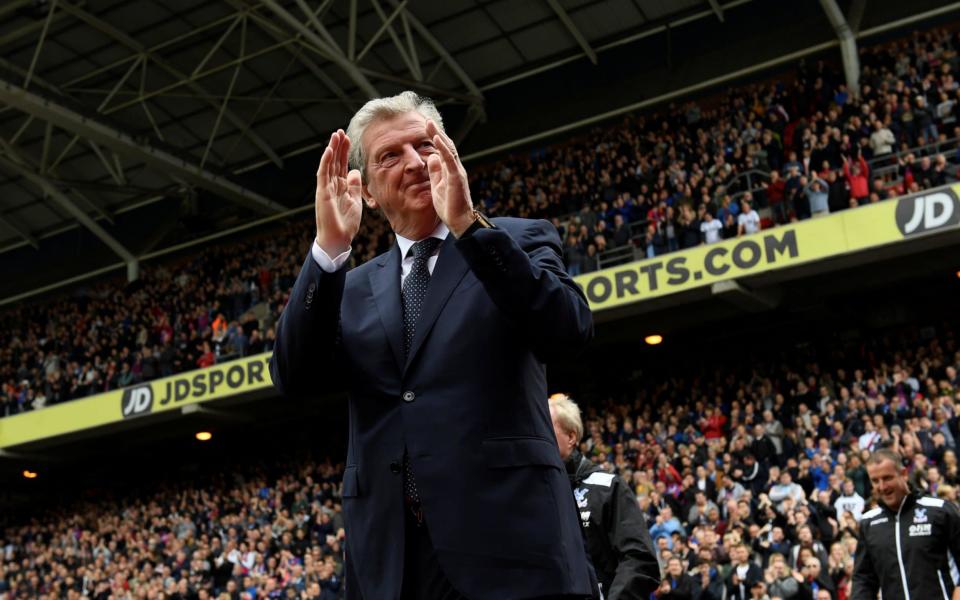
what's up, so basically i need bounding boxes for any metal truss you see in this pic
[0,0,669,261]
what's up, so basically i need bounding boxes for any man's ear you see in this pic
[362,182,377,210]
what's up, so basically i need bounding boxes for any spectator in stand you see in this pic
[737,198,761,237]
[770,472,805,513]
[785,167,807,221]
[582,243,600,274]
[825,170,849,214]
[804,174,831,218]
[650,506,686,541]
[797,557,834,600]
[721,213,739,241]
[764,553,800,599]
[700,210,723,244]
[727,543,764,599]
[211,313,228,343]
[868,120,896,157]
[197,342,216,369]
[612,213,632,248]
[833,480,865,522]
[644,223,667,258]
[678,205,702,249]
[762,171,787,224]
[655,556,697,599]
[842,153,870,206]
[564,233,585,275]
[700,407,728,441]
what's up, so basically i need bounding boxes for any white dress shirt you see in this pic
[311,222,449,285]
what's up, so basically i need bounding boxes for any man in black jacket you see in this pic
[654,556,696,599]
[549,394,660,599]
[852,448,960,600]
[726,543,764,600]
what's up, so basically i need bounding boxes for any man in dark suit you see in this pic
[270,91,596,600]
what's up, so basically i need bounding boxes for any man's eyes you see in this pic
[377,143,435,167]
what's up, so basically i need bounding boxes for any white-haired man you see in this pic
[271,92,595,599]
[549,394,660,599]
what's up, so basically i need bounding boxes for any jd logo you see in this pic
[895,190,960,236]
[121,385,153,418]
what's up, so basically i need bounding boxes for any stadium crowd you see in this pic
[0,222,306,416]
[536,26,960,274]
[2,317,958,600]
[2,31,960,422]
[0,458,350,600]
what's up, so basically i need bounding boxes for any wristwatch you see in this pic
[459,210,495,238]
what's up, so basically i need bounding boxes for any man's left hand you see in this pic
[425,119,476,237]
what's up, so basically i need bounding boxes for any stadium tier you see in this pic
[2,182,958,452]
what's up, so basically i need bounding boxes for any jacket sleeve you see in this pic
[454,219,593,362]
[269,250,347,398]
[604,478,661,599]
[850,521,880,600]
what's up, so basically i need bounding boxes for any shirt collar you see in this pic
[396,221,449,259]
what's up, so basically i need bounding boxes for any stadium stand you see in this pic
[4,28,960,418]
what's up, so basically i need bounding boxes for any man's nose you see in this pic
[401,145,426,171]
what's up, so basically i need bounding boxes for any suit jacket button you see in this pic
[390,461,401,474]
[308,283,317,292]
[402,391,415,402]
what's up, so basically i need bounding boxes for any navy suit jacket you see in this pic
[271,217,596,600]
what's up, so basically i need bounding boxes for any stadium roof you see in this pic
[0,0,737,251]
[0,0,957,298]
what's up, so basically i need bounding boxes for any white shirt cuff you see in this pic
[311,241,351,273]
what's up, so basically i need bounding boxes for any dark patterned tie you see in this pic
[401,237,442,357]
[400,237,441,513]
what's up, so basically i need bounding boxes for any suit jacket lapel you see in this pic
[404,233,469,373]
[368,245,404,372]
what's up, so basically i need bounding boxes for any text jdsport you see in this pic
[582,230,799,305]
[894,188,960,236]
[121,357,269,417]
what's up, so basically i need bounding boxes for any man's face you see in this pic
[868,458,909,509]
[771,526,783,542]
[668,558,683,577]
[361,111,439,236]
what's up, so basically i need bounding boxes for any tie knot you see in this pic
[409,237,441,260]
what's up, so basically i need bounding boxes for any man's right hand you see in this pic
[315,129,363,256]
